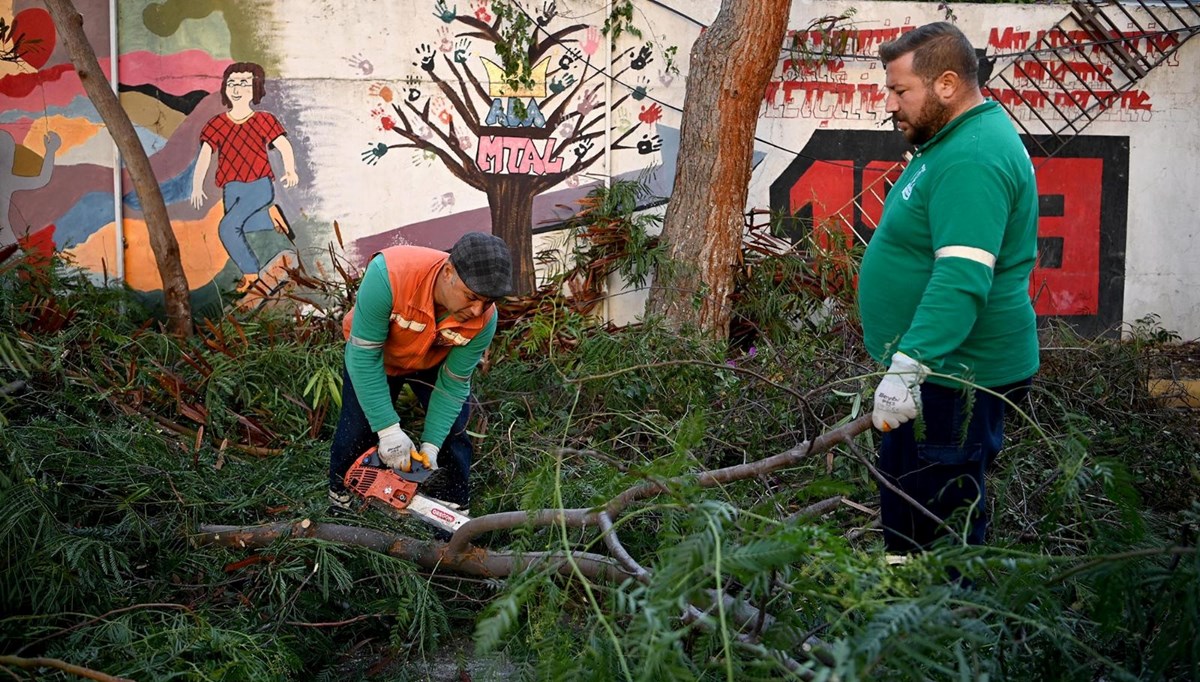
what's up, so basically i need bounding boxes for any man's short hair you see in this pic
[449,232,514,299]
[879,22,979,86]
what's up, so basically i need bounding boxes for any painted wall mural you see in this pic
[1,3,62,259]
[0,0,305,313]
[0,1,1198,336]
[354,0,676,289]
[769,130,1129,336]
[190,61,299,293]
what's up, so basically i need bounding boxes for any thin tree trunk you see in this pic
[647,0,792,339]
[43,0,192,337]
[486,176,536,295]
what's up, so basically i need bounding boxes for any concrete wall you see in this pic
[2,0,1197,336]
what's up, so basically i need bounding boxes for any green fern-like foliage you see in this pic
[1,241,1198,681]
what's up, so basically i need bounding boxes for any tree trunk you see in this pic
[646,0,792,339]
[486,175,536,296]
[43,0,192,338]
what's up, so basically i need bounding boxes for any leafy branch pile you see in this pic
[1,199,1197,680]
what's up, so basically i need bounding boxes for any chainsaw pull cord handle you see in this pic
[364,447,429,473]
[405,448,431,472]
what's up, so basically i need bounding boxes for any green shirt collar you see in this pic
[915,99,998,152]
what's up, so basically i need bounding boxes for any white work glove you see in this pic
[377,423,416,470]
[872,351,930,432]
[419,442,440,471]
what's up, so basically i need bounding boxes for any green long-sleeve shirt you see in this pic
[346,255,496,447]
[859,101,1039,387]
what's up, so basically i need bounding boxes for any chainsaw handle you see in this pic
[409,448,431,471]
[361,446,428,473]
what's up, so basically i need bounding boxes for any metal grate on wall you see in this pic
[983,0,1200,161]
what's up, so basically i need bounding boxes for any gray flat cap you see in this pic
[448,232,514,299]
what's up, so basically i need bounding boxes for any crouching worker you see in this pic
[328,232,513,515]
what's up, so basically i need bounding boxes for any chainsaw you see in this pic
[342,447,470,535]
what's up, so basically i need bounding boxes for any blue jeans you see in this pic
[877,379,1030,553]
[220,177,275,274]
[328,365,473,507]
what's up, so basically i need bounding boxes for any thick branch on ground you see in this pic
[197,416,871,571]
[0,655,133,682]
[193,519,630,583]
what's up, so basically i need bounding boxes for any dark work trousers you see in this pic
[877,379,1031,553]
[328,364,473,507]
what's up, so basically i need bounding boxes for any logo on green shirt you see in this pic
[901,163,927,200]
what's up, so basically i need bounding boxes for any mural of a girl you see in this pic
[190,62,299,290]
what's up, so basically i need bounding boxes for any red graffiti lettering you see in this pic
[859,82,886,110]
[988,27,1031,51]
[781,57,846,78]
[853,28,902,52]
[1054,91,1090,109]
[982,87,1151,113]
[1015,60,1113,83]
[1036,28,1103,52]
[1121,90,1153,111]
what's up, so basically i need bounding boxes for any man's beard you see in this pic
[901,92,953,145]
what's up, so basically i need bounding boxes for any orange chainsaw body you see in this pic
[343,447,419,512]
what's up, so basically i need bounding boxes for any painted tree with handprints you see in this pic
[361,0,674,295]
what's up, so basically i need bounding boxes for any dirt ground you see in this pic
[1149,340,1200,378]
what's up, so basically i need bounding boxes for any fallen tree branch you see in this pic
[0,655,133,682]
[784,495,844,524]
[199,416,871,579]
[447,415,873,552]
[285,613,387,628]
[196,415,875,674]
[193,519,630,583]
[598,511,651,583]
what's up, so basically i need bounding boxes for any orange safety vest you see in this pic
[342,246,495,376]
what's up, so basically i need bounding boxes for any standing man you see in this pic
[328,232,513,517]
[859,23,1039,553]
